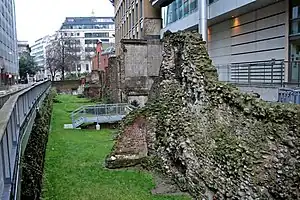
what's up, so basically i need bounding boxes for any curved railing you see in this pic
[0,81,51,200]
[71,103,136,128]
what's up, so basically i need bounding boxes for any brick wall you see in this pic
[52,80,81,94]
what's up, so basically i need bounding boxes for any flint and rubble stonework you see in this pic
[106,31,300,199]
[107,56,121,103]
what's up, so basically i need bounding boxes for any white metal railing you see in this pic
[0,81,51,200]
[71,103,136,128]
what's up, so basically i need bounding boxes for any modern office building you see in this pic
[31,34,56,80]
[153,0,300,84]
[111,0,162,55]
[59,17,115,74]
[0,0,18,86]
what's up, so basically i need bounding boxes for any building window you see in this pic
[140,0,143,18]
[190,0,197,12]
[129,13,131,30]
[85,39,99,44]
[178,0,183,19]
[183,0,189,16]
[86,64,89,71]
[85,47,96,52]
[77,64,81,72]
[64,33,67,36]
[136,3,138,21]
[77,33,80,36]
[132,9,135,26]
[84,32,109,38]
[71,33,74,36]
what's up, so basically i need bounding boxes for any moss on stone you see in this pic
[107,31,300,200]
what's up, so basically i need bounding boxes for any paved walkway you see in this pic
[0,83,33,96]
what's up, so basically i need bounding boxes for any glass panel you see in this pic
[140,0,143,18]
[190,0,197,12]
[290,20,300,35]
[290,41,300,81]
[177,0,183,19]
[291,0,300,19]
[292,6,300,19]
[183,0,189,16]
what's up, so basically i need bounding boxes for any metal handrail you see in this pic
[0,80,51,200]
[215,59,285,85]
[70,103,136,128]
[0,84,33,110]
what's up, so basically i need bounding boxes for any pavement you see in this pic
[0,83,33,96]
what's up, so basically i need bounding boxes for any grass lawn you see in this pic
[43,95,190,200]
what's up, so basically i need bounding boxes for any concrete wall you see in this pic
[237,85,279,102]
[208,1,286,65]
[208,0,255,19]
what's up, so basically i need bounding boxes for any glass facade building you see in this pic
[165,0,198,25]
[290,0,300,82]
[0,0,18,85]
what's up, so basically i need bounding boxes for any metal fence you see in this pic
[71,104,136,128]
[287,61,300,87]
[0,84,33,110]
[216,59,285,86]
[0,81,51,200]
[278,88,300,104]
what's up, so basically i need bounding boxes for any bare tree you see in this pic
[45,41,60,81]
[45,32,82,80]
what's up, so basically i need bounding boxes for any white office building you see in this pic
[30,34,56,80]
[59,17,115,75]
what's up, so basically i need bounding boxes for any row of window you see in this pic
[61,24,114,30]
[63,32,80,37]
[85,32,110,38]
[64,40,81,45]
[1,0,13,24]
[166,0,197,25]
[0,0,17,71]
[0,29,15,51]
[62,32,112,40]
[77,63,90,71]
[67,18,113,23]
[61,39,111,46]
[116,0,143,29]
[84,47,96,52]
[85,39,109,44]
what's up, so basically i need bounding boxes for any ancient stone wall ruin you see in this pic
[106,31,300,200]
[106,56,121,103]
[118,38,162,106]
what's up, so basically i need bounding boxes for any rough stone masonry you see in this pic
[106,31,300,200]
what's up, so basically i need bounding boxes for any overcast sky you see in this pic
[15,0,114,45]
